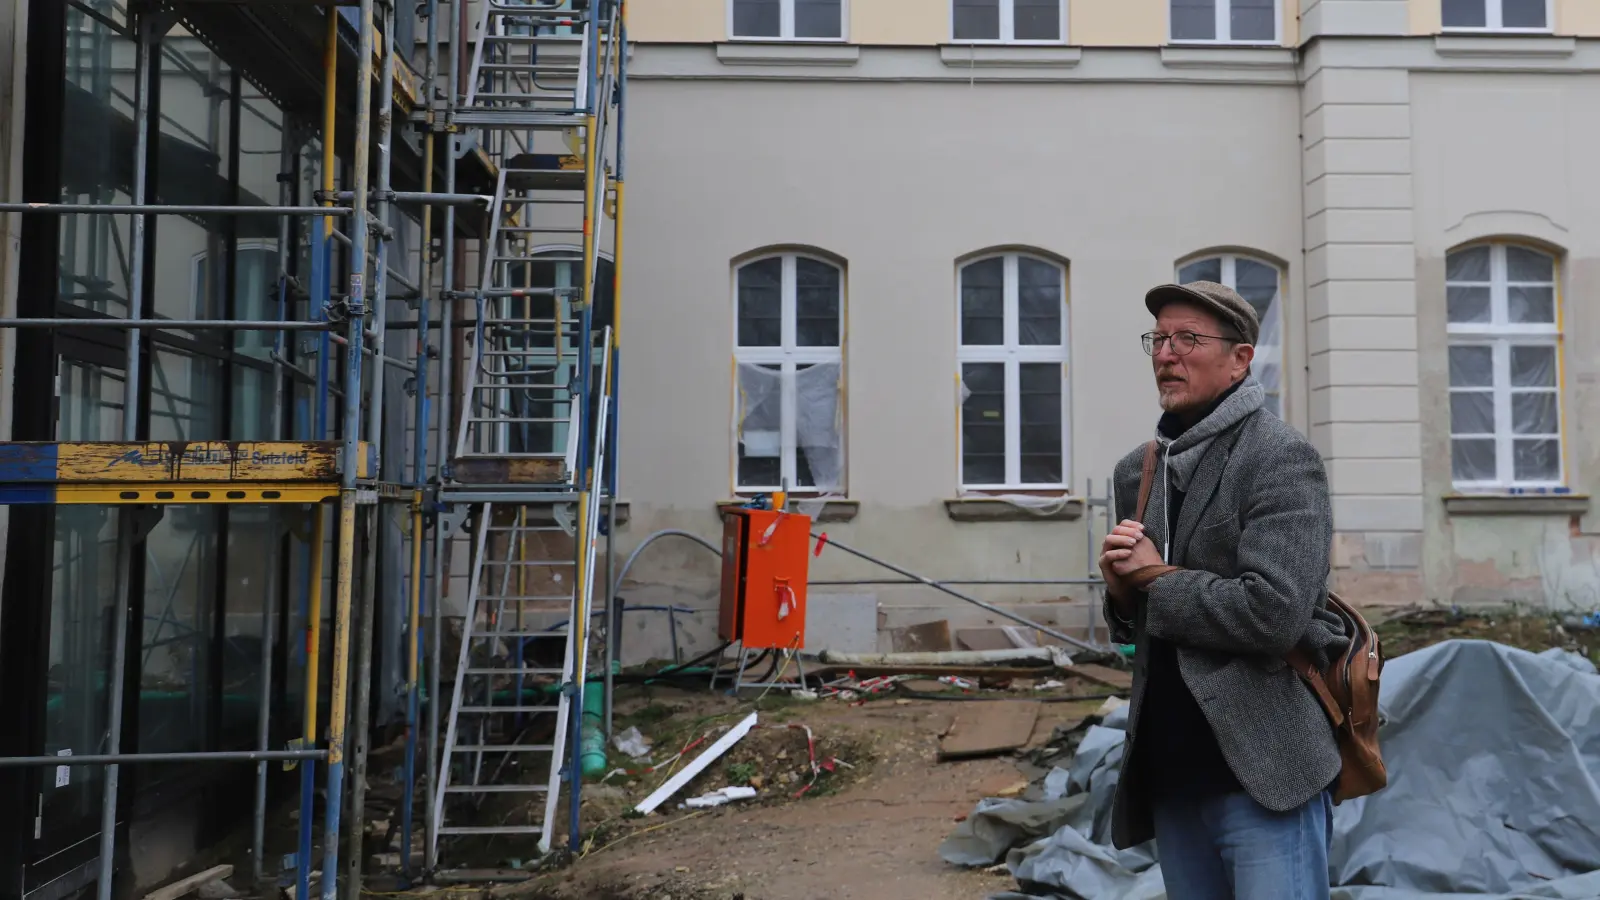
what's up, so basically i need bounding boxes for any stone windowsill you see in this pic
[1442,493,1590,516]
[1433,34,1576,58]
[938,44,1083,68]
[944,496,1085,522]
[715,42,861,67]
[1159,45,1297,69]
[716,498,860,523]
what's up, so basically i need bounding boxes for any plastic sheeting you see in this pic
[735,360,843,491]
[944,640,1600,900]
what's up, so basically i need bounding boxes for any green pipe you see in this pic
[580,685,606,778]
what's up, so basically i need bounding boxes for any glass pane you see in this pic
[221,506,278,748]
[1503,0,1547,27]
[1178,257,1222,283]
[43,507,118,837]
[1171,0,1216,39]
[1019,363,1062,484]
[732,0,781,36]
[1446,245,1491,281]
[1510,345,1556,387]
[1014,0,1061,40]
[1017,257,1062,345]
[1512,391,1559,436]
[59,361,125,441]
[795,0,842,38]
[1514,439,1560,482]
[1447,286,1491,324]
[960,258,1004,345]
[736,363,782,488]
[235,247,284,358]
[953,0,1000,39]
[795,258,841,347]
[232,365,274,440]
[138,507,220,786]
[1233,258,1279,331]
[149,350,224,441]
[1448,345,1493,387]
[1449,391,1495,435]
[961,363,1006,485]
[1442,0,1487,26]
[1452,439,1497,481]
[1230,0,1275,40]
[736,258,782,347]
[155,33,234,337]
[1508,286,1555,325]
[60,7,137,316]
[1506,246,1553,282]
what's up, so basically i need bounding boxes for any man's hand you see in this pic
[1099,519,1164,600]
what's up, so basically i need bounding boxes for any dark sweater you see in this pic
[1137,381,1244,800]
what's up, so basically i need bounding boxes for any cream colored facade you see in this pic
[607,0,1600,660]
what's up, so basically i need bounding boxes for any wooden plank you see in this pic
[888,620,953,653]
[451,456,568,485]
[1067,663,1133,691]
[141,865,234,900]
[939,701,1041,760]
[0,441,368,483]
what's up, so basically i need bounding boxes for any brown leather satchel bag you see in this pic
[1127,440,1388,803]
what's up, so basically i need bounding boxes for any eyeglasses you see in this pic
[1141,330,1239,357]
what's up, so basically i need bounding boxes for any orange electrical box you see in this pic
[718,507,811,650]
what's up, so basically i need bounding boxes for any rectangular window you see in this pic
[1176,253,1285,418]
[1442,0,1549,30]
[731,0,843,39]
[734,254,845,493]
[958,254,1069,489]
[1170,0,1277,43]
[1446,243,1563,489]
[953,0,1064,42]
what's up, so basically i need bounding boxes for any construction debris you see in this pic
[635,712,758,815]
[685,786,759,809]
[938,700,1042,760]
[142,866,234,900]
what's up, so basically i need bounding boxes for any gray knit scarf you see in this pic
[1145,376,1265,561]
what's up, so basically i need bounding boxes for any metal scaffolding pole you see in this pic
[402,0,441,877]
[345,1,397,895]
[96,14,157,899]
[321,0,378,896]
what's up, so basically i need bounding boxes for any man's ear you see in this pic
[1233,342,1256,379]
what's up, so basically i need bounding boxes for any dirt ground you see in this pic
[508,682,1107,900]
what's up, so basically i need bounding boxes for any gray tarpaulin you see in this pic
[942,639,1600,900]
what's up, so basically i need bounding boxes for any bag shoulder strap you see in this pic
[1133,440,1159,523]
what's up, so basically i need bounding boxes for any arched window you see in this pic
[733,252,845,493]
[957,251,1069,490]
[1446,241,1563,489]
[1176,252,1284,417]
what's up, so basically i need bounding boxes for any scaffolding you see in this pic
[0,0,626,897]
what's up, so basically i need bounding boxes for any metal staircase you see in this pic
[431,0,620,865]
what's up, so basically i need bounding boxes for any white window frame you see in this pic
[1174,252,1285,418]
[728,0,848,42]
[1446,241,1565,491]
[956,252,1071,491]
[1440,0,1553,33]
[1168,0,1282,44]
[949,0,1069,44]
[732,252,846,494]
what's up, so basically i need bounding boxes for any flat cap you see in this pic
[1144,280,1260,347]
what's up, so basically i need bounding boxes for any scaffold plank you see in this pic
[0,441,374,485]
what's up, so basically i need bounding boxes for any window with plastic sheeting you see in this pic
[956,252,1070,490]
[730,0,844,39]
[1177,252,1285,418]
[1442,0,1550,32]
[1446,242,1564,490]
[733,253,846,493]
[951,0,1066,43]
[1169,0,1278,43]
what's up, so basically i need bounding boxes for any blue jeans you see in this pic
[1152,789,1333,900]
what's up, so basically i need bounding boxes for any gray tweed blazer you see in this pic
[1101,407,1350,850]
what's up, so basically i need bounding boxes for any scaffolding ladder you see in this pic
[431,0,622,864]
